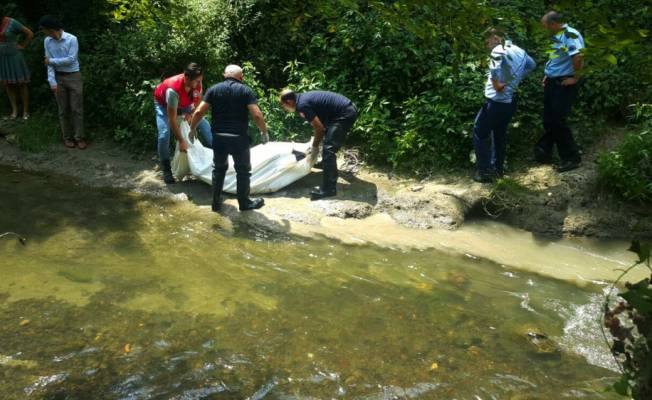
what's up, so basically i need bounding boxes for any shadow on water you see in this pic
[0,166,621,399]
[0,166,151,250]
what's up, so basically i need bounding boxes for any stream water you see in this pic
[0,167,625,399]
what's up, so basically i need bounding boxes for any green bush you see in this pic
[597,104,652,202]
[8,0,651,174]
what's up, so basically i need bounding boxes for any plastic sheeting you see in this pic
[172,121,314,194]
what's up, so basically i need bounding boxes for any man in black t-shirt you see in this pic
[191,65,270,212]
[280,89,357,200]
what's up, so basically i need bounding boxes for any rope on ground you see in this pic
[0,232,27,245]
[341,148,363,175]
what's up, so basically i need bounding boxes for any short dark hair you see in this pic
[280,89,296,103]
[39,15,63,30]
[485,27,505,38]
[184,63,203,80]
[543,11,565,24]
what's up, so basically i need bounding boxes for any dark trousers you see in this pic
[322,110,357,192]
[535,78,580,163]
[473,98,517,176]
[212,134,251,208]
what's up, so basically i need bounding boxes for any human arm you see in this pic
[491,79,506,92]
[247,104,269,142]
[523,53,536,77]
[190,101,210,135]
[17,25,33,50]
[47,35,78,68]
[561,33,584,86]
[44,39,57,91]
[167,104,188,152]
[310,116,326,147]
[489,49,506,92]
[561,54,583,86]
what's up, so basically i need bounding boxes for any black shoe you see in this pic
[239,198,265,211]
[211,202,222,213]
[310,187,336,200]
[533,148,553,165]
[472,171,495,184]
[555,160,580,172]
[161,160,175,184]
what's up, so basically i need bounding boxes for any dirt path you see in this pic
[1,127,650,241]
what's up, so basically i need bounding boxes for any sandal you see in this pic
[76,140,88,150]
[22,113,29,121]
[64,139,76,148]
[2,114,17,121]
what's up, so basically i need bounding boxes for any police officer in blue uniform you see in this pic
[473,28,536,183]
[535,11,585,172]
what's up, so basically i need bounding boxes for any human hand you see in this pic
[183,113,192,123]
[309,145,319,162]
[541,76,548,87]
[496,82,506,92]
[188,129,195,142]
[51,85,58,95]
[179,140,189,153]
[561,77,579,86]
[44,57,49,65]
[261,131,269,144]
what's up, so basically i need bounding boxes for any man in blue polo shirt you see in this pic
[280,89,357,200]
[535,11,585,172]
[190,65,270,212]
[472,28,536,183]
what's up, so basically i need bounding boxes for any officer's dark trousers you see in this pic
[212,134,251,208]
[473,98,517,176]
[535,78,581,163]
[322,110,357,193]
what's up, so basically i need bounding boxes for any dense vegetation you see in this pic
[3,0,651,181]
[598,104,652,202]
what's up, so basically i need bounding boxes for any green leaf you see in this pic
[605,54,618,65]
[613,377,630,395]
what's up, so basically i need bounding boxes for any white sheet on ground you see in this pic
[171,121,315,194]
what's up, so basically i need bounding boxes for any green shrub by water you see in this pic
[597,104,652,202]
[4,0,652,173]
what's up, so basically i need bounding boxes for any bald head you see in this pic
[224,64,244,81]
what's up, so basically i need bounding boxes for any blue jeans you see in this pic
[473,98,517,176]
[155,102,212,161]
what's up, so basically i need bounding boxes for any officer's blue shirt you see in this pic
[545,24,585,78]
[203,78,257,135]
[296,91,355,126]
[484,40,536,103]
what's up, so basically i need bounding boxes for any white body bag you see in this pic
[172,121,314,194]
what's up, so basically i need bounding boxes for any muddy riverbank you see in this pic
[1,126,650,243]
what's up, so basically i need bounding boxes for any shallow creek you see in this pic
[0,167,632,399]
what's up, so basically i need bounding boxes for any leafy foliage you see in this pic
[604,240,652,399]
[4,0,652,173]
[598,104,652,202]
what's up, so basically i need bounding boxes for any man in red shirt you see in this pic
[153,63,212,183]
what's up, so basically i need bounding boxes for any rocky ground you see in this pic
[1,122,650,240]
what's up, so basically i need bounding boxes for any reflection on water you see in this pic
[0,167,623,399]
